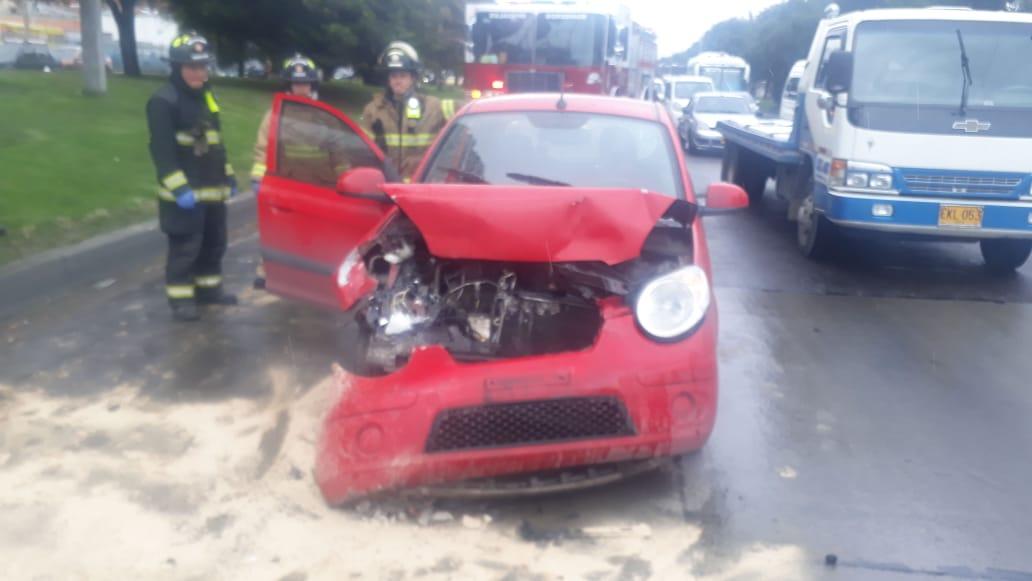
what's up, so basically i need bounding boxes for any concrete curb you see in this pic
[0,194,257,321]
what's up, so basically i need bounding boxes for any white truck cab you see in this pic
[779,60,807,121]
[718,7,1032,272]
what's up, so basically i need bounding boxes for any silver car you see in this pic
[681,92,758,154]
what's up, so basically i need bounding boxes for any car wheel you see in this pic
[796,186,838,260]
[980,239,1032,274]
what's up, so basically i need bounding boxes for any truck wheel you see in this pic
[980,239,1032,274]
[739,163,768,205]
[796,191,838,260]
[721,144,738,182]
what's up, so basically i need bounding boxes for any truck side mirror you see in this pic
[824,51,853,95]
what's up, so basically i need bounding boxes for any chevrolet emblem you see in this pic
[952,119,991,133]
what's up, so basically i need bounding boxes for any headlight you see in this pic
[845,172,869,188]
[830,160,895,191]
[635,266,711,341]
[336,248,361,287]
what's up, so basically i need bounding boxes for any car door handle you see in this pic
[270,204,294,214]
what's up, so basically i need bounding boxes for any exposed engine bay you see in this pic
[347,211,695,374]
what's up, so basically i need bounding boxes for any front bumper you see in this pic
[315,302,718,505]
[691,129,726,151]
[819,189,1032,240]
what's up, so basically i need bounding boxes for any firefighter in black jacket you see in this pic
[146,32,237,322]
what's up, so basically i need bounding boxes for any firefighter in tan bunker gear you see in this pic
[361,41,456,181]
[251,53,352,288]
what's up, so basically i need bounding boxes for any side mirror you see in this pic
[824,51,853,95]
[336,167,391,203]
[701,182,749,215]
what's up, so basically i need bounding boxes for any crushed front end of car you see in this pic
[316,185,719,505]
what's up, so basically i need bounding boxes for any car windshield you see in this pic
[695,96,752,114]
[423,111,683,198]
[852,20,1032,109]
[674,82,712,100]
[469,11,606,67]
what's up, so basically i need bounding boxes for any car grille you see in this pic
[506,71,562,93]
[425,397,635,453]
[902,174,1022,197]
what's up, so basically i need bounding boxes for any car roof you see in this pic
[464,93,666,123]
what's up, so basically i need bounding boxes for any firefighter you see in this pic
[361,41,457,181]
[146,32,237,322]
[250,53,321,189]
[250,53,321,289]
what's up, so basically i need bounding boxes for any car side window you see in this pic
[815,31,846,89]
[274,101,380,189]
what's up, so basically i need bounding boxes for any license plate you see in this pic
[938,205,983,228]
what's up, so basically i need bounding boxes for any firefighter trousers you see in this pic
[165,203,228,304]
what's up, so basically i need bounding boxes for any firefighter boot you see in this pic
[197,287,239,306]
[171,300,201,322]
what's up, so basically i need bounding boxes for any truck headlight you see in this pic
[635,266,710,341]
[832,160,894,191]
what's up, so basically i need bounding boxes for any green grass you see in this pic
[0,71,461,266]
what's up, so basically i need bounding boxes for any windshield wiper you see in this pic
[439,167,489,184]
[506,173,570,187]
[956,29,973,116]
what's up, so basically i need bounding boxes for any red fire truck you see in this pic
[465,0,657,99]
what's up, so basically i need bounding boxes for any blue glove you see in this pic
[228,180,239,198]
[175,189,197,210]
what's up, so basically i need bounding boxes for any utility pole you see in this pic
[81,0,107,95]
[18,0,31,34]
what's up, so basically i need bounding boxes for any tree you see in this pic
[106,0,140,77]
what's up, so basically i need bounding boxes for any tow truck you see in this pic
[717,5,1032,272]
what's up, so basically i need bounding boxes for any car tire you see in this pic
[980,239,1032,274]
[796,185,838,260]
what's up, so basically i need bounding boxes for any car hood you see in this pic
[694,113,757,130]
[381,184,696,265]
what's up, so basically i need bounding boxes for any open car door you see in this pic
[258,94,393,308]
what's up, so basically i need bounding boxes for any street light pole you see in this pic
[81,0,107,95]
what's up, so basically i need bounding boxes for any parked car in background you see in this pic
[0,42,20,68]
[662,74,715,127]
[50,45,80,69]
[332,66,355,81]
[681,92,759,154]
[14,43,57,71]
[779,60,806,121]
[244,59,267,79]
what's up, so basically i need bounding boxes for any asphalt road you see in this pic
[1,154,1031,580]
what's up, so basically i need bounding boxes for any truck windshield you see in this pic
[699,67,747,92]
[469,11,606,67]
[424,112,684,199]
[852,20,1032,109]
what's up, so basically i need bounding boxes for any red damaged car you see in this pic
[256,92,748,505]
